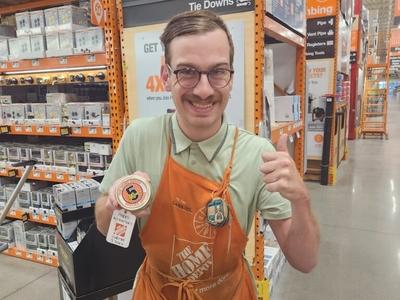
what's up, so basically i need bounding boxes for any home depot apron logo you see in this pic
[170,239,214,280]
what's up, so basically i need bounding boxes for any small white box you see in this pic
[30,34,46,58]
[102,113,110,127]
[81,179,101,204]
[15,12,31,35]
[30,10,45,34]
[83,103,104,126]
[0,95,12,104]
[274,96,301,122]
[68,182,91,209]
[44,7,59,32]
[53,183,76,211]
[45,32,59,51]
[8,36,31,60]
[57,5,88,29]
[30,148,44,162]
[0,39,9,60]
[45,104,62,124]
[76,152,88,166]
[31,103,47,122]
[74,28,89,53]
[87,27,104,52]
[47,232,57,250]
[53,148,67,165]
[88,153,104,168]
[58,31,75,49]
[66,103,85,126]
[46,93,77,104]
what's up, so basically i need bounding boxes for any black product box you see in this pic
[57,222,145,297]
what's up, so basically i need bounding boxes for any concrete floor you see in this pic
[0,97,399,300]
[274,96,400,299]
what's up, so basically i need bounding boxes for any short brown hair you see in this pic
[160,10,234,67]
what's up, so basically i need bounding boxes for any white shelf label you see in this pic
[87,54,96,63]
[26,253,33,259]
[37,126,44,133]
[16,251,22,256]
[59,57,67,65]
[45,172,52,179]
[102,128,111,135]
[49,127,57,133]
[31,59,39,67]
[15,126,22,132]
[12,61,19,68]
[33,171,40,177]
[72,127,81,134]
[0,62,6,69]
[25,126,32,133]
[56,173,64,180]
[89,128,97,134]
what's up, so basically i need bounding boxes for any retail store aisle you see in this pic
[274,95,400,299]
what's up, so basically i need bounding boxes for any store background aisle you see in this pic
[274,95,400,299]
[1,97,400,300]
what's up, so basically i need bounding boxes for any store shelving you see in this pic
[7,209,57,226]
[360,63,389,139]
[0,167,95,183]
[3,246,58,267]
[0,0,126,275]
[251,0,306,293]
[0,125,112,138]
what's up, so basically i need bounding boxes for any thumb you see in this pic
[276,134,288,152]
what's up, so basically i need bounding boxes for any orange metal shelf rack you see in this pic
[7,209,57,226]
[3,247,58,267]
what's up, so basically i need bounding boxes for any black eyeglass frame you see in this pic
[167,65,234,89]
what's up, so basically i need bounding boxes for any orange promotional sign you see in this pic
[307,0,337,18]
[395,0,400,16]
[390,29,400,48]
[91,0,106,27]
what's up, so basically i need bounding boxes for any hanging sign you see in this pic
[123,0,254,27]
[91,0,106,27]
[306,16,336,60]
[306,0,337,19]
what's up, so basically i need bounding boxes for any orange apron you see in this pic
[132,128,257,300]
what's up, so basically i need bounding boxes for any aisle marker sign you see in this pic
[91,0,105,27]
[306,0,337,18]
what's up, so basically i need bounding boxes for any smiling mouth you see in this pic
[189,101,215,112]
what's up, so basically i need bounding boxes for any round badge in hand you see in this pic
[115,174,151,212]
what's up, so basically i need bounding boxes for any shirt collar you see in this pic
[171,113,229,162]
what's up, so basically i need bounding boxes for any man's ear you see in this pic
[160,64,171,91]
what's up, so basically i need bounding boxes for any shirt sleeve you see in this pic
[254,140,292,220]
[99,123,136,195]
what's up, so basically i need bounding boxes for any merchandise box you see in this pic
[53,183,77,212]
[15,12,31,35]
[74,27,104,54]
[0,39,9,61]
[274,95,301,122]
[46,93,77,104]
[57,222,145,297]
[30,10,45,34]
[58,31,75,53]
[0,95,12,104]
[8,36,31,60]
[45,32,60,51]
[29,34,46,59]
[45,104,63,125]
[57,5,88,30]
[44,7,59,33]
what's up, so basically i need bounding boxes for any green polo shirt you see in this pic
[99,113,291,234]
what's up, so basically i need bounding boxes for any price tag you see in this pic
[49,127,57,133]
[0,126,9,133]
[72,127,81,134]
[37,126,44,133]
[16,251,22,256]
[106,210,136,248]
[25,126,32,133]
[26,252,33,259]
[89,127,97,134]
[0,62,6,69]
[32,213,39,220]
[15,126,22,132]
[103,128,111,135]
[33,171,40,177]
[45,172,52,179]
[41,213,48,221]
[69,175,76,181]
[59,57,67,64]
[12,61,19,68]
[87,54,96,63]
[56,173,64,180]
[46,257,53,264]
[31,59,39,67]
[289,135,294,143]
[37,255,43,262]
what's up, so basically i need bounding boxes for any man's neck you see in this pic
[176,116,223,142]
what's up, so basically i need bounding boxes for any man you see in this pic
[95,10,319,299]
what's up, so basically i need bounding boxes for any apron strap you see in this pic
[160,281,202,300]
[216,127,239,195]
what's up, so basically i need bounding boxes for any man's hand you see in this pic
[106,171,152,218]
[260,134,309,204]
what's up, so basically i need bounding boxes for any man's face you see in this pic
[162,29,233,138]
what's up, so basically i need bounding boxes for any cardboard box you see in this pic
[58,31,75,50]
[66,103,85,126]
[67,182,91,209]
[29,34,46,58]
[57,5,88,29]
[44,7,59,32]
[45,32,59,51]
[30,10,45,34]
[81,179,101,204]
[15,12,31,35]
[8,36,31,60]
[274,95,301,122]
[53,183,77,212]
[0,39,9,60]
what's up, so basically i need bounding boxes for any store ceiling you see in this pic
[363,0,395,60]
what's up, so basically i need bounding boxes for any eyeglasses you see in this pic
[167,65,234,89]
